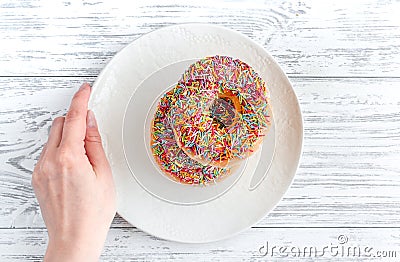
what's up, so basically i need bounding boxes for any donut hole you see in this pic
[210,98,236,128]
[209,91,242,129]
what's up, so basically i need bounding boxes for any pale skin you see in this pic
[32,83,116,261]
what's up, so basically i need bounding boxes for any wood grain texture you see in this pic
[1,77,399,229]
[0,0,399,77]
[1,228,400,261]
[1,0,400,259]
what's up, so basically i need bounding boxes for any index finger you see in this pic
[60,83,91,147]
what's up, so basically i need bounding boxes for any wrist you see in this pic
[45,236,103,262]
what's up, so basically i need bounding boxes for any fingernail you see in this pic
[87,110,97,128]
[79,82,91,91]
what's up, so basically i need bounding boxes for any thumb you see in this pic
[85,110,111,176]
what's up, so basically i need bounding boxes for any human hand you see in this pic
[32,83,116,262]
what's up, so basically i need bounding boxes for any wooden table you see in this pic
[1,0,400,260]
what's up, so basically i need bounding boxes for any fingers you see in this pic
[60,83,91,148]
[84,110,111,177]
[47,117,65,149]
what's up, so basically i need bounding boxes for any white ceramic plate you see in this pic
[89,24,303,243]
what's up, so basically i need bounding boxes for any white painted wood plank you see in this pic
[1,0,399,258]
[1,77,399,229]
[1,228,400,261]
[0,0,399,77]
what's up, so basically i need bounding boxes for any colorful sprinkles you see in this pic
[150,55,271,184]
[168,55,272,167]
[151,88,230,185]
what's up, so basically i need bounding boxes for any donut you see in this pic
[151,88,230,185]
[168,55,272,168]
